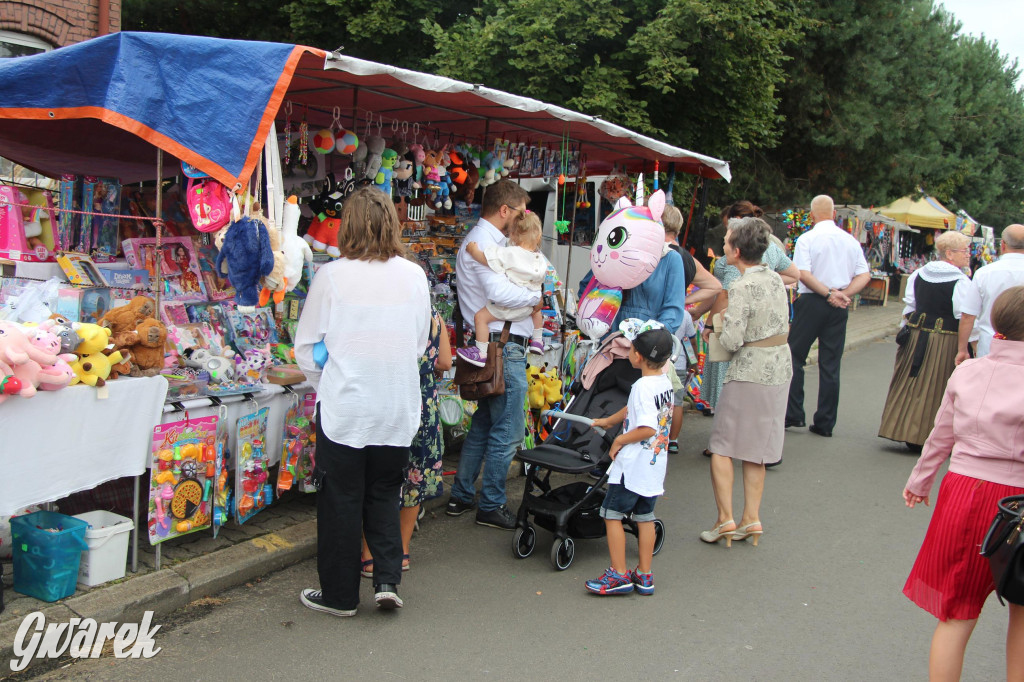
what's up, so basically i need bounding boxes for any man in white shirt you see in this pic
[447,180,540,530]
[786,194,871,437]
[956,223,1024,363]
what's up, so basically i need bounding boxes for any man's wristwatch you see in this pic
[825,288,834,300]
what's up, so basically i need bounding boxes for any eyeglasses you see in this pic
[504,205,527,216]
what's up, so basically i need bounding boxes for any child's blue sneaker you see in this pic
[585,568,634,595]
[630,569,654,595]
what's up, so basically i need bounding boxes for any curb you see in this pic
[1,521,317,674]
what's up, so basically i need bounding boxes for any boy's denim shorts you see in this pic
[600,482,658,522]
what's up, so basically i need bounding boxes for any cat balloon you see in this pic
[577,189,666,340]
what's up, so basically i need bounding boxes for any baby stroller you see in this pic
[512,336,666,570]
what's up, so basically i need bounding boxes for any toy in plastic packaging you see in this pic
[211,405,232,538]
[148,415,218,544]
[235,406,272,524]
[277,392,317,494]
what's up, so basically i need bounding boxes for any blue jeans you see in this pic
[451,341,528,511]
[600,482,658,522]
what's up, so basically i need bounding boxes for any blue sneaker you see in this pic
[630,569,654,595]
[585,568,634,595]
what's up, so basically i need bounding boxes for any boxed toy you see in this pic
[122,237,208,303]
[56,252,109,287]
[56,287,111,323]
[97,268,150,290]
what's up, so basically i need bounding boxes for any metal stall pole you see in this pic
[132,475,139,572]
[558,144,582,372]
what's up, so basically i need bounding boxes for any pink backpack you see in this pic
[187,177,231,233]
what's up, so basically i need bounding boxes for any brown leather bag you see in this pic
[453,321,510,400]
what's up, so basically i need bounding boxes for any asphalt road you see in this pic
[29,338,1009,681]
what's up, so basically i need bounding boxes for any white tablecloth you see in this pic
[0,376,168,515]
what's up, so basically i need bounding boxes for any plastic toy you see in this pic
[235,406,271,524]
[215,216,275,312]
[149,415,218,544]
[182,348,236,384]
[281,196,313,292]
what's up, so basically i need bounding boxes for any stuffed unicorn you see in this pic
[577,189,667,340]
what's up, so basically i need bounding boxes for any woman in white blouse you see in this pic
[295,187,430,616]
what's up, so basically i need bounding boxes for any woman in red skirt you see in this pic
[903,285,1024,682]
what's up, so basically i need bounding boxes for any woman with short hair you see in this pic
[699,217,792,547]
[879,230,971,451]
[903,285,1024,682]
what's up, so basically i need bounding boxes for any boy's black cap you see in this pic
[633,327,674,362]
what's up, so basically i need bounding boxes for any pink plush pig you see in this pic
[0,321,59,398]
[25,324,73,391]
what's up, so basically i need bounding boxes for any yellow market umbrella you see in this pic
[878,194,955,230]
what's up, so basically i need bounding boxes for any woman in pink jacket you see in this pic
[903,285,1024,682]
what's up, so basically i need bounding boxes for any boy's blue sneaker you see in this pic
[585,568,634,595]
[630,569,655,595]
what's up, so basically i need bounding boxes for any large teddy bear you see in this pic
[128,318,167,377]
[216,216,275,312]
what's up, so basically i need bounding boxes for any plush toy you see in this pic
[373,149,398,195]
[38,319,79,354]
[236,346,272,384]
[100,296,156,337]
[70,349,124,387]
[216,216,275,312]
[128,318,167,377]
[577,190,667,340]
[423,149,454,210]
[281,195,313,292]
[361,135,387,182]
[183,348,236,384]
[72,322,114,355]
[527,365,546,410]
[258,224,288,307]
[448,149,480,204]
[26,325,76,390]
[480,152,504,187]
[0,322,56,398]
[303,174,343,258]
[392,152,416,201]
[540,366,563,409]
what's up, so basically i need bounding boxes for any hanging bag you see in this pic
[187,177,232,233]
[706,313,734,363]
[980,494,1024,606]
[453,321,510,401]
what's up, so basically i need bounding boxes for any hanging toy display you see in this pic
[553,133,571,235]
[215,215,275,312]
[235,406,271,525]
[277,392,317,494]
[576,156,591,210]
[298,107,309,167]
[147,415,218,544]
[282,102,293,167]
[211,404,231,538]
[782,208,814,250]
[599,169,631,204]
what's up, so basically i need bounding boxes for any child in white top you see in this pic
[457,212,547,366]
[587,319,674,596]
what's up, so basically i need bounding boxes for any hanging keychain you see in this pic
[283,101,293,167]
[298,106,309,167]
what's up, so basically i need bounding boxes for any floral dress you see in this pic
[403,310,445,507]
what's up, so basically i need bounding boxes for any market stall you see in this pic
[879,194,956,274]
[0,32,729,587]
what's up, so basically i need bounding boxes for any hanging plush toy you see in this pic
[362,135,387,182]
[303,174,344,258]
[216,216,275,312]
[448,148,480,204]
[373,149,398,195]
[577,189,667,340]
[281,196,313,291]
[258,224,288,307]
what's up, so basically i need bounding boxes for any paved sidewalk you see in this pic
[0,299,903,672]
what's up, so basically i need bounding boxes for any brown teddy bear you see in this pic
[100,295,156,335]
[128,318,167,377]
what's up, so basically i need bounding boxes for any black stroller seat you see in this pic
[513,356,666,570]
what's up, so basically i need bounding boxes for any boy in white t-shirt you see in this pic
[456,212,547,365]
[586,319,675,596]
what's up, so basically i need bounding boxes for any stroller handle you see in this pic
[543,410,606,437]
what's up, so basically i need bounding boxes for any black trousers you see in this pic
[314,419,406,609]
[786,293,849,432]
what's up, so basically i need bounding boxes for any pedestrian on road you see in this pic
[700,202,798,427]
[587,321,675,595]
[879,230,971,451]
[447,180,538,530]
[295,187,431,616]
[785,194,870,437]
[956,223,1024,363]
[700,218,792,547]
[903,285,1024,682]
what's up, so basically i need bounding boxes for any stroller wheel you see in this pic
[512,526,537,559]
[652,519,666,556]
[550,536,575,571]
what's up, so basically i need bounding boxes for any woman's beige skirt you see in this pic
[878,328,958,447]
[709,380,788,464]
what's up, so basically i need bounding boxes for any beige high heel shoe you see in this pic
[730,522,764,546]
[699,520,736,547]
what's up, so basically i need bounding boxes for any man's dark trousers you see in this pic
[786,293,849,432]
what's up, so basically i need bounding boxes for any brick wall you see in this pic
[0,0,121,48]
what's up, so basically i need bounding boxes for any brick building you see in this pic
[0,0,120,56]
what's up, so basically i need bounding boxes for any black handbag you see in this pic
[980,494,1024,606]
[896,323,911,347]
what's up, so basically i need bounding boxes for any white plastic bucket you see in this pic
[72,510,134,587]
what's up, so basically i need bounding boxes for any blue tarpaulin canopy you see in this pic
[0,32,729,187]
